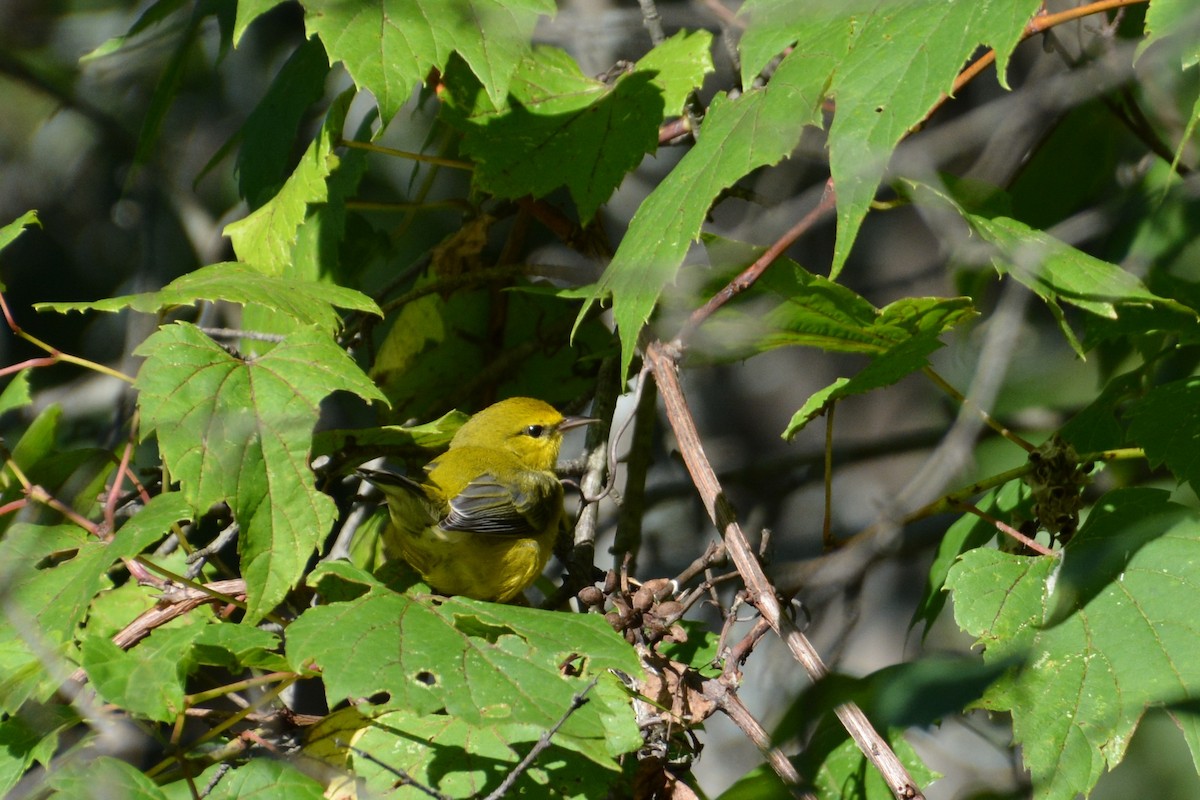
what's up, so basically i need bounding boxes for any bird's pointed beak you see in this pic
[558,415,599,433]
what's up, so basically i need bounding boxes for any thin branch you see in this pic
[676,179,836,343]
[705,678,814,799]
[636,0,667,46]
[346,745,451,800]
[556,357,619,602]
[671,540,728,589]
[955,501,1057,557]
[185,522,240,579]
[482,678,599,800]
[68,578,249,682]
[645,340,925,800]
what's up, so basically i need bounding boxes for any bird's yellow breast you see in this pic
[393,524,556,603]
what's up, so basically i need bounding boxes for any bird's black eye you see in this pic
[523,424,546,438]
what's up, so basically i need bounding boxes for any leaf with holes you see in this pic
[286,564,641,764]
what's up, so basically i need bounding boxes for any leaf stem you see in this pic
[922,366,1036,452]
[185,671,295,706]
[0,290,136,384]
[339,139,473,171]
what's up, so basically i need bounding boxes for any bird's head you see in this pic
[450,397,596,472]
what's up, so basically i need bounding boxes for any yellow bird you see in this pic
[363,397,596,602]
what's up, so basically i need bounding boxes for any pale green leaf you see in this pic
[0,492,190,649]
[911,480,1030,636]
[782,378,849,440]
[82,626,204,723]
[134,323,386,622]
[635,29,714,114]
[287,571,641,763]
[0,371,32,416]
[344,705,625,799]
[47,755,167,799]
[948,488,1200,800]
[36,262,380,333]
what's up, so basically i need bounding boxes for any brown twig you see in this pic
[676,179,836,344]
[671,540,728,588]
[704,675,812,798]
[68,579,248,682]
[645,340,925,800]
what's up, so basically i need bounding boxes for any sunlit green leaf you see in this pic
[302,0,554,121]
[37,262,380,333]
[287,567,641,763]
[739,0,1041,276]
[135,323,386,622]
[948,488,1200,800]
